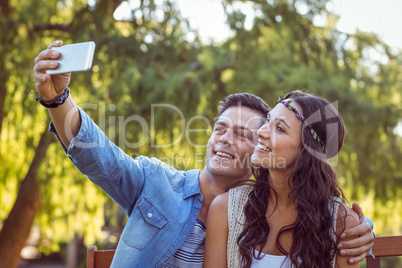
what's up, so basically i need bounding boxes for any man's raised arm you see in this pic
[33,40,154,212]
[33,40,80,148]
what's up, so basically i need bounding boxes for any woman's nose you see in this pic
[257,122,270,139]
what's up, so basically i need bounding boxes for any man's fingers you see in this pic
[34,59,59,73]
[339,242,371,256]
[47,40,63,49]
[39,49,60,62]
[34,43,62,65]
[341,221,371,239]
[35,73,50,86]
[352,202,364,222]
[338,236,367,249]
[338,235,373,250]
[347,252,367,264]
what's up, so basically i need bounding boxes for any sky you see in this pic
[329,0,402,49]
[113,0,402,49]
[173,0,402,49]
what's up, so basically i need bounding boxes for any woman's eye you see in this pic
[276,125,284,133]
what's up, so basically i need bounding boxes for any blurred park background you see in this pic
[0,0,401,267]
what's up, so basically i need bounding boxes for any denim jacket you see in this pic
[50,107,202,267]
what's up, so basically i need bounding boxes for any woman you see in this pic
[204,90,359,268]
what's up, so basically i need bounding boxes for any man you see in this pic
[34,40,374,267]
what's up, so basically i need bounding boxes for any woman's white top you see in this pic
[251,252,292,267]
[227,185,340,268]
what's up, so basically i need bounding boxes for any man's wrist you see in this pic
[35,87,70,108]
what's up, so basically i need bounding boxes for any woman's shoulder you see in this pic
[210,192,229,212]
[209,185,253,216]
[207,192,229,229]
[335,200,360,234]
[228,184,253,195]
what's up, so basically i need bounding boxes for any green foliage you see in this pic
[0,0,401,263]
[220,0,402,236]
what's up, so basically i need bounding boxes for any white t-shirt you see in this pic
[251,251,293,268]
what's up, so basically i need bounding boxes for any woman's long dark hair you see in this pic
[237,90,347,267]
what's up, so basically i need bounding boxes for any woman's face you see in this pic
[251,99,303,171]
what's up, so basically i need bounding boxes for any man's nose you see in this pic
[218,130,233,145]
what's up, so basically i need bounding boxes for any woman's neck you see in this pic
[267,169,294,209]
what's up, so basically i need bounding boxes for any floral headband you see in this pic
[276,97,325,151]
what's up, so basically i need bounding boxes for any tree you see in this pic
[1,0,401,267]
[218,0,402,235]
[0,0,210,266]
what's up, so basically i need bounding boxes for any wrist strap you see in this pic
[35,87,70,108]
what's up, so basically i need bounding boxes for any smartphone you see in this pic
[47,41,96,75]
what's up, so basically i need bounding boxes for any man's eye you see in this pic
[215,128,224,133]
[238,132,247,138]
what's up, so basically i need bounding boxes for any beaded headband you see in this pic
[276,97,325,151]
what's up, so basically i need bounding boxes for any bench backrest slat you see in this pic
[366,236,402,268]
[87,246,114,268]
[86,235,402,268]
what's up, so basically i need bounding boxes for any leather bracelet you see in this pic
[35,87,70,108]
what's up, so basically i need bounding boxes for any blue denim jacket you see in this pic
[50,107,202,267]
[364,216,375,258]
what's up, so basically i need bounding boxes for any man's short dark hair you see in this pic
[218,93,270,117]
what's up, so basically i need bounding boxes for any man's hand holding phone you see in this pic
[34,40,71,102]
[34,40,95,102]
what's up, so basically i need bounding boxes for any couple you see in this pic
[204,92,361,267]
[34,41,373,267]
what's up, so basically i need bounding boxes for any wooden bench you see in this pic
[86,246,115,268]
[86,236,402,267]
[366,235,402,268]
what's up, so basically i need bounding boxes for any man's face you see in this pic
[206,106,265,181]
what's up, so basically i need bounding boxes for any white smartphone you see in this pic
[47,41,96,75]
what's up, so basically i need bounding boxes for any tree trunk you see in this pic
[0,129,53,268]
[66,234,78,268]
[0,80,6,137]
[0,0,9,137]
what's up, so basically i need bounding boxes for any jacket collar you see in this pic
[183,169,201,199]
